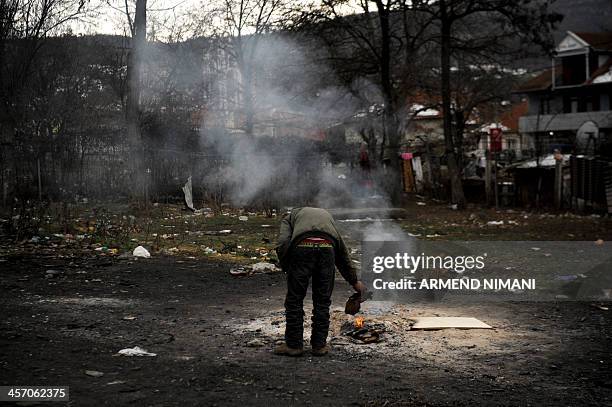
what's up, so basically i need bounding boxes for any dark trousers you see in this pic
[284,246,335,348]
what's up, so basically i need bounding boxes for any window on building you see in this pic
[507,139,517,151]
[571,97,579,113]
[539,97,550,114]
[561,54,587,86]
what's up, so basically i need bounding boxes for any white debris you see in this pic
[238,216,248,221]
[117,346,157,357]
[132,246,151,258]
[230,262,281,277]
[251,262,281,273]
[203,247,217,255]
[182,176,195,211]
[417,202,427,206]
[487,221,504,226]
[230,267,249,276]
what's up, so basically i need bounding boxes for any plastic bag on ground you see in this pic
[117,346,157,357]
[132,246,151,258]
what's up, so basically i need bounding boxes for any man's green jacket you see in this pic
[275,207,357,285]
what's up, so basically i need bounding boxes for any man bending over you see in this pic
[274,207,366,356]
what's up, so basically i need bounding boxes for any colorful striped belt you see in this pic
[296,237,334,248]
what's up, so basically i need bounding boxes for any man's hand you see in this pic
[353,280,368,297]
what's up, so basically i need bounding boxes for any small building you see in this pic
[515,31,612,156]
[477,100,532,161]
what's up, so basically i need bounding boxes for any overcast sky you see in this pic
[71,0,207,36]
[72,0,356,37]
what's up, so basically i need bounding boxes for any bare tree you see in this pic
[301,0,435,204]
[212,0,290,137]
[413,0,562,208]
[0,0,90,203]
[0,0,89,135]
[122,0,147,203]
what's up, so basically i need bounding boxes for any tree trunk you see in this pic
[439,0,465,208]
[375,0,402,205]
[243,65,255,137]
[126,0,147,204]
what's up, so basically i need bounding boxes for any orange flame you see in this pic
[354,316,364,329]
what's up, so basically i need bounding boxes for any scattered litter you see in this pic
[411,317,492,330]
[246,339,265,347]
[417,202,427,206]
[203,230,232,235]
[261,225,271,228]
[590,304,609,311]
[116,346,157,357]
[106,381,126,385]
[230,267,249,276]
[450,204,458,210]
[202,246,217,255]
[337,174,347,179]
[132,246,151,258]
[487,221,504,226]
[85,370,104,377]
[251,262,280,273]
[122,316,136,321]
[230,262,280,277]
[238,216,248,221]
[531,247,541,251]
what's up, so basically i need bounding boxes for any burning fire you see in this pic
[354,316,364,329]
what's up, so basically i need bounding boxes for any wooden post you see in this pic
[554,150,563,209]
[485,150,492,205]
[37,157,42,202]
[493,155,499,208]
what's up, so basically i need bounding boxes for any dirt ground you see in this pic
[1,202,611,406]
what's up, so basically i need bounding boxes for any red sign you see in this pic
[489,128,502,152]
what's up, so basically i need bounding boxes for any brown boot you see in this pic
[274,342,304,356]
[311,344,330,356]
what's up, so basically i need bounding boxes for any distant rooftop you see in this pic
[573,32,612,51]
